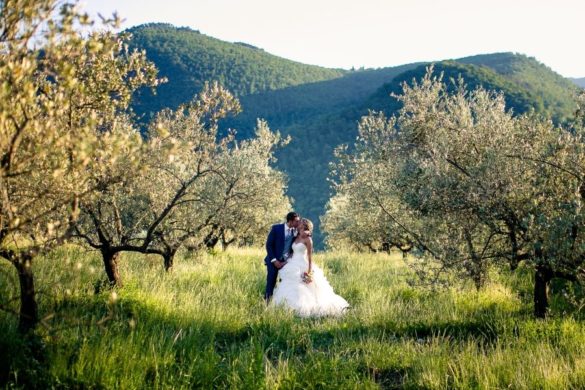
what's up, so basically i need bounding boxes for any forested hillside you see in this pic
[458,53,579,122]
[126,23,346,120]
[126,24,579,247]
[571,77,585,88]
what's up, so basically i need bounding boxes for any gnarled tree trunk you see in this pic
[473,271,484,291]
[534,264,552,318]
[13,255,38,333]
[203,224,220,250]
[471,260,488,291]
[163,249,176,272]
[220,233,236,251]
[101,249,122,287]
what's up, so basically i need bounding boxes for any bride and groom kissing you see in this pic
[264,212,349,317]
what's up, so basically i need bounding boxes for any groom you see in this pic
[264,211,300,302]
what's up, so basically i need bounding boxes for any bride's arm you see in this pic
[306,238,313,273]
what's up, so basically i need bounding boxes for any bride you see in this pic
[270,218,350,317]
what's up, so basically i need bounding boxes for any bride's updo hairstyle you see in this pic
[301,218,313,236]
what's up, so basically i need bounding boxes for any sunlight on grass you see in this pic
[2,246,585,388]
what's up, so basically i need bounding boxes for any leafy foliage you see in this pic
[326,68,585,316]
[0,0,160,331]
[276,58,578,247]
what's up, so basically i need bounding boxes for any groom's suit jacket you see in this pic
[264,223,292,265]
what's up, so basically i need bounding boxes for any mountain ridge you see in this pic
[127,23,347,120]
[571,77,585,88]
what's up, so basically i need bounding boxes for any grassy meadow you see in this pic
[2,246,585,389]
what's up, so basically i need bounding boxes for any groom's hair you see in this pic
[286,212,299,222]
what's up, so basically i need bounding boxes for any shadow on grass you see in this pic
[3,294,312,388]
[305,311,509,350]
[0,290,553,389]
[0,320,53,389]
[360,365,411,390]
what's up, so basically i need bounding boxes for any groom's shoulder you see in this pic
[270,223,284,231]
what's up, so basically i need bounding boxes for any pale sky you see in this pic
[82,0,585,78]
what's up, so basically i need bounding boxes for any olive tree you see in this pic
[74,83,238,281]
[196,120,291,250]
[75,84,291,279]
[323,130,419,255]
[140,119,291,268]
[0,0,159,332]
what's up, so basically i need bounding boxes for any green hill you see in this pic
[571,78,585,88]
[125,24,579,248]
[126,23,346,121]
[228,64,423,133]
[458,53,579,123]
[364,57,576,122]
[237,57,578,248]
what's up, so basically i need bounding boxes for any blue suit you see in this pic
[264,223,294,300]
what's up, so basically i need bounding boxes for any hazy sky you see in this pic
[82,0,584,78]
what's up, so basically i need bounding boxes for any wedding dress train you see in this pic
[271,242,349,317]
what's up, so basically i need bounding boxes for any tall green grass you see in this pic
[1,246,585,389]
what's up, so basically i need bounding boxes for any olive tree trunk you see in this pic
[534,265,552,318]
[163,250,176,272]
[13,255,38,333]
[101,250,122,287]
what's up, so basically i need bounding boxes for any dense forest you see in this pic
[126,23,581,247]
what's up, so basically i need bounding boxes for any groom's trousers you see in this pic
[265,261,279,301]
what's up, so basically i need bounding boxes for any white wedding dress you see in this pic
[271,242,350,317]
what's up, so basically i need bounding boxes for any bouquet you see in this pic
[301,270,314,284]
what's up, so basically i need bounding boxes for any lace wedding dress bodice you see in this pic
[288,242,307,261]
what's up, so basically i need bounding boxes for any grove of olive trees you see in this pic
[325,68,585,317]
[3,0,583,341]
[0,0,291,331]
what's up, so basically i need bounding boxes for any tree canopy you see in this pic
[326,68,585,317]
